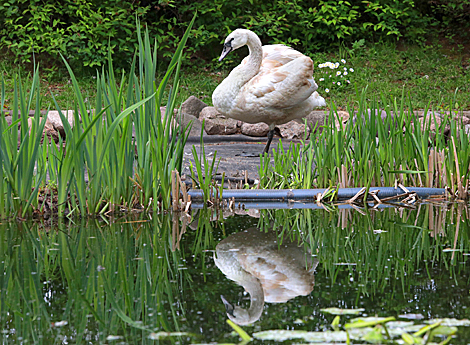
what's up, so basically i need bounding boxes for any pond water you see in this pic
[0,203,469,344]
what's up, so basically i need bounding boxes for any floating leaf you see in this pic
[254,330,347,342]
[399,314,425,320]
[227,319,252,342]
[425,318,470,327]
[321,307,365,315]
[362,327,385,343]
[346,316,395,329]
[148,331,191,339]
[430,326,458,336]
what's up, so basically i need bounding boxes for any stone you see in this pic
[241,122,269,137]
[199,106,220,121]
[204,117,239,135]
[277,121,307,139]
[179,113,204,137]
[180,96,208,118]
[334,110,350,130]
[27,117,60,144]
[304,110,328,133]
[199,107,238,135]
[4,116,13,126]
[47,110,75,138]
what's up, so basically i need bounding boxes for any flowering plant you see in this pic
[316,59,354,94]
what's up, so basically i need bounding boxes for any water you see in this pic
[0,203,469,344]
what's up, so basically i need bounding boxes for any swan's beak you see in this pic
[220,295,235,317]
[219,43,233,61]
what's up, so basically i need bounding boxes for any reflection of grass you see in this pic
[257,204,470,293]
[0,214,192,343]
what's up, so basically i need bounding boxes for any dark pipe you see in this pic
[188,187,446,202]
[190,201,398,210]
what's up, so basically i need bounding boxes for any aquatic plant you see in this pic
[258,88,470,200]
[0,16,195,217]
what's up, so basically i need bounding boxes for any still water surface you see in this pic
[0,203,469,344]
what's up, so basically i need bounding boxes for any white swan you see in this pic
[212,29,326,154]
[213,228,318,325]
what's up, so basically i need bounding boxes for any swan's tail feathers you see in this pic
[312,91,327,108]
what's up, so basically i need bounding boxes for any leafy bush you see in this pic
[0,0,149,68]
[0,0,466,68]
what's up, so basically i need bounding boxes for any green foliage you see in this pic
[0,0,149,68]
[0,0,465,67]
[0,17,196,217]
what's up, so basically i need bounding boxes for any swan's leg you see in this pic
[262,125,275,154]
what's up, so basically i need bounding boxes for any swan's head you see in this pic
[219,29,255,61]
[220,295,263,325]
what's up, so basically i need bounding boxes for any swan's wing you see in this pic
[244,56,318,109]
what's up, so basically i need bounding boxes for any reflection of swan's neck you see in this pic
[224,273,265,325]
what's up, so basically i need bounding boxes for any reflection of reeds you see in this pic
[0,214,194,342]
[257,203,469,293]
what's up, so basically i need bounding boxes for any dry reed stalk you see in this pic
[451,205,462,261]
[369,190,382,204]
[428,149,434,188]
[451,136,463,198]
[346,187,366,204]
[414,158,423,187]
[171,170,177,211]
[399,165,404,185]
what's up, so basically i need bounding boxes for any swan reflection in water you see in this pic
[213,227,318,325]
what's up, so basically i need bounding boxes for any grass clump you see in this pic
[0,17,196,218]
[259,88,470,200]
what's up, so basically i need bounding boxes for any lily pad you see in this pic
[321,307,365,315]
[148,331,191,339]
[254,328,376,342]
[425,318,470,327]
[254,330,348,342]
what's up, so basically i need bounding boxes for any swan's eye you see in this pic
[224,37,234,47]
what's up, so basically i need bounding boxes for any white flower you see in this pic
[319,78,324,81]
[341,59,346,64]
[325,88,330,93]
[349,68,354,72]
[336,71,341,76]
[337,82,341,86]
[329,75,332,78]
[318,63,324,68]
[344,71,348,75]
[344,67,347,71]
[335,62,339,68]
[346,80,350,83]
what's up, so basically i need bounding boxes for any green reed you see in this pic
[259,88,470,199]
[0,16,196,217]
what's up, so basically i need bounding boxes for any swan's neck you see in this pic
[232,274,265,325]
[235,32,263,84]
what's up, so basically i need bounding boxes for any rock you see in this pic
[199,107,238,135]
[180,96,208,118]
[278,121,307,139]
[179,113,204,137]
[304,110,328,133]
[334,110,350,130]
[27,117,60,144]
[241,122,269,137]
[47,110,75,138]
[199,106,220,121]
[4,116,13,126]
